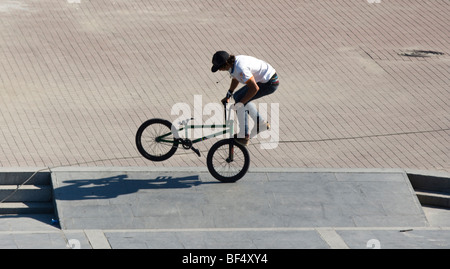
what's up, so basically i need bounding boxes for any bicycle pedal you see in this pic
[191,147,201,157]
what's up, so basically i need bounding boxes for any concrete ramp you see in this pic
[51,168,428,230]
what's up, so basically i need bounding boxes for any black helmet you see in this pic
[211,51,230,72]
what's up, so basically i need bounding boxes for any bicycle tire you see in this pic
[206,138,250,183]
[135,118,179,161]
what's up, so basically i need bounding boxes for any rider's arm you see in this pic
[228,78,239,93]
[222,78,240,103]
[239,76,259,105]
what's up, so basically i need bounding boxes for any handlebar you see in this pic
[222,100,228,123]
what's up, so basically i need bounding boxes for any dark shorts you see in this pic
[233,73,279,104]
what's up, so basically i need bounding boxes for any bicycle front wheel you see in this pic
[136,118,179,161]
[206,139,250,183]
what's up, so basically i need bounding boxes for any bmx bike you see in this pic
[135,103,250,183]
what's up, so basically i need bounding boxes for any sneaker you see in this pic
[252,121,270,137]
[234,134,250,146]
[257,121,270,134]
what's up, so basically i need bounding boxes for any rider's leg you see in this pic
[248,82,278,137]
[233,78,279,142]
[233,86,251,139]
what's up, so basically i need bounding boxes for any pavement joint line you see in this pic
[85,226,450,233]
[1,166,449,177]
[0,166,410,173]
[2,226,450,235]
[83,229,112,249]
[316,228,349,249]
[49,166,408,173]
[0,230,62,234]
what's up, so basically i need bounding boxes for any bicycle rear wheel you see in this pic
[136,118,178,161]
[206,138,250,183]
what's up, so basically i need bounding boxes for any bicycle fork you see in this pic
[226,140,235,163]
[223,102,237,163]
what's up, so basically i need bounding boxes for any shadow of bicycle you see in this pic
[55,173,216,200]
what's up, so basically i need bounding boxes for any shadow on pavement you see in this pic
[55,174,218,200]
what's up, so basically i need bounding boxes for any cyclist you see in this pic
[211,51,279,146]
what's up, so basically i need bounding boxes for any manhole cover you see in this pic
[398,50,445,57]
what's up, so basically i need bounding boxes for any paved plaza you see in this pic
[0,0,449,251]
[0,0,448,172]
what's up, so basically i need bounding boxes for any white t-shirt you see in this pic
[229,55,276,84]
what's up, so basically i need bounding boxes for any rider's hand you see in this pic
[222,90,233,104]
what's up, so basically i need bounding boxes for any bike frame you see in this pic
[157,104,234,145]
